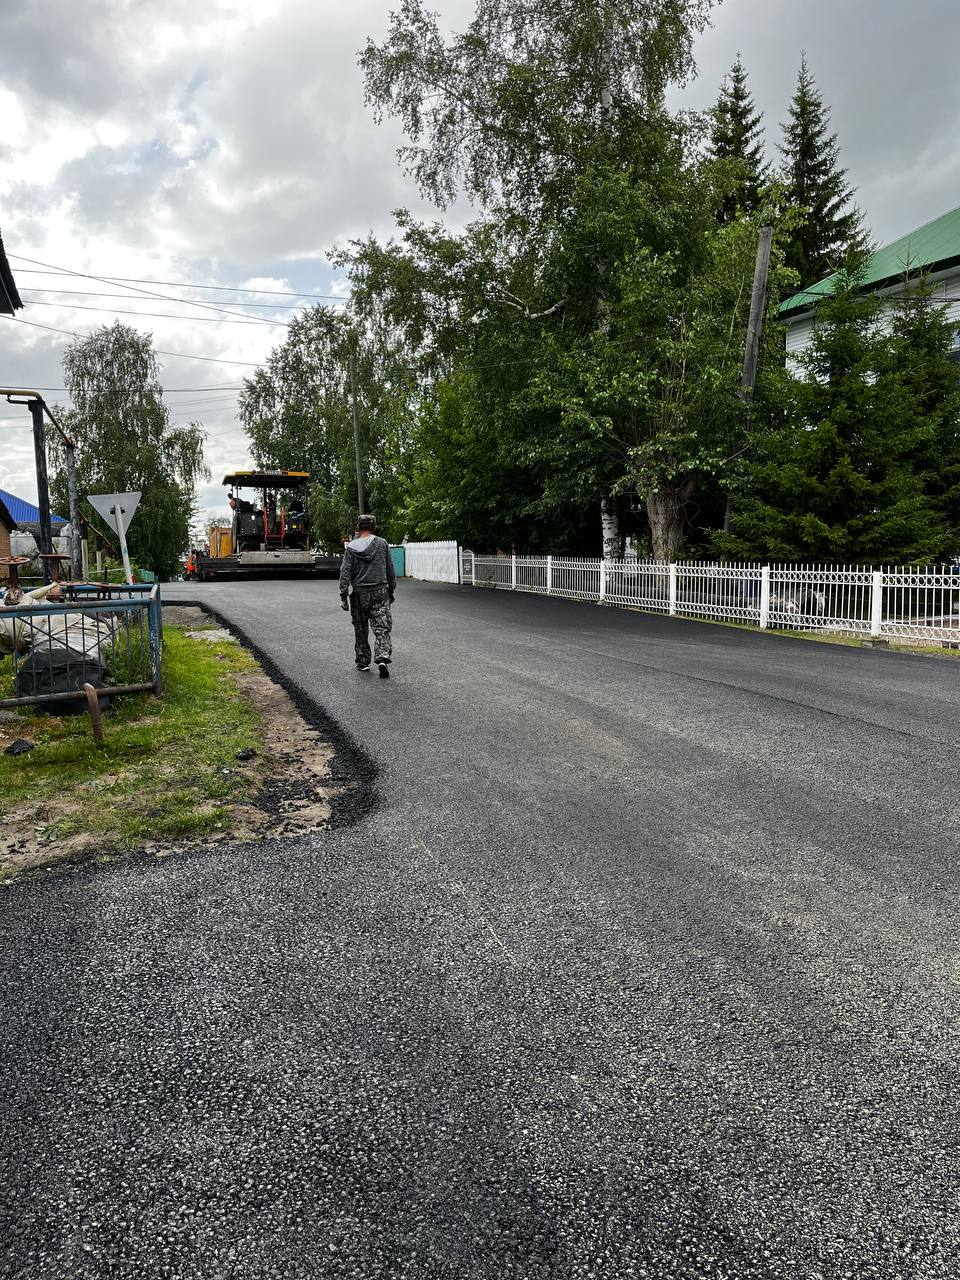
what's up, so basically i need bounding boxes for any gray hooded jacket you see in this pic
[339,535,396,597]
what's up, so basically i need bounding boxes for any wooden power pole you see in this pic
[348,352,366,513]
[724,224,774,535]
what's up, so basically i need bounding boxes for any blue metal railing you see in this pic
[0,583,163,709]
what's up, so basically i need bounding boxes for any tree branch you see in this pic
[486,284,566,320]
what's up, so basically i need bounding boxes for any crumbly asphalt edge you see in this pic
[0,601,379,889]
[164,596,380,830]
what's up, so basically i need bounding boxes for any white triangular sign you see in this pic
[87,491,141,534]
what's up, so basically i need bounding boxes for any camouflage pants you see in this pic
[351,587,393,665]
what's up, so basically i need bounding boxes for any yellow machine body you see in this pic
[208,526,233,559]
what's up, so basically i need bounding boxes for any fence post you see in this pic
[759,565,771,630]
[511,553,517,590]
[470,552,475,587]
[668,563,677,616]
[546,554,553,596]
[599,559,607,603]
[148,587,164,695]
[870,570,883,637]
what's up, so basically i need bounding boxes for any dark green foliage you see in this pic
[51,323,207,578]
[779,55,866,286]
[358,0,729,556]
[709,55,767,223]
[728,267,960,564]
[882,279,960,549]
[238,307,415,548]
[237,3,955,567]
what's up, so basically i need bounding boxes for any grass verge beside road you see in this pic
[0,627,264,879]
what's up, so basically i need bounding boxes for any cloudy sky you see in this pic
[2,0,958,524]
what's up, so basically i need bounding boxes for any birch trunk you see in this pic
[600,496,621,560]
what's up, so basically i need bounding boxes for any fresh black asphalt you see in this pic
[2,579,958,1278]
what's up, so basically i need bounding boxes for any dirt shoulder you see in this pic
[0,606,343,881]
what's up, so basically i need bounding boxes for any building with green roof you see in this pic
[779,203,960,365]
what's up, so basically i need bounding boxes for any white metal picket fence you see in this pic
[465,553,960,644]
[404,540,461,583]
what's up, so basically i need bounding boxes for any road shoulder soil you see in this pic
[0,606,342,880]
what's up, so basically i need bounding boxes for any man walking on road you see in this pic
[339,515,396,678]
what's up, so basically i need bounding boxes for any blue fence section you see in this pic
[0,583,163,709]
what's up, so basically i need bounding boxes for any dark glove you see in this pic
[389,593,395,604]
[340,596,350,612]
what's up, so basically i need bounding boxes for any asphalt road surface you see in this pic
[2,579,958,1279]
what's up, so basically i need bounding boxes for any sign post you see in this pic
[87,492,142,585]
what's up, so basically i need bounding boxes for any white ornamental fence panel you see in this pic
[404,540,461,583]
[463,553,960,645]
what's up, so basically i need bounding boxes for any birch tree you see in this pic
[51,323,207,578]
[361,0,716,557]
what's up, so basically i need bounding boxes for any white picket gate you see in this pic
[403,540,461,583]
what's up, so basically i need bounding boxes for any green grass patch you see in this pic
[0,628,263,867]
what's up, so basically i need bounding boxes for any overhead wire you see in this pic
[21,286,308,310]
[12,264,350,301]
[0,383,243,392]
[10,315,263,365]
[9,253,289,326]
[20,298,292,326]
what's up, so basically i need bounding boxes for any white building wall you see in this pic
[784,265,960,363]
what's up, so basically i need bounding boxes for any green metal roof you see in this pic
[780,203,960,317]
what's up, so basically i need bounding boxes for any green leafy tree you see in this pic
[51,323,207,578]
[238,306,415,547]
[359,0,719,557]
[361,0,715,217]
[728,266,954,563]
[708,54,767,223]
[523,207,792,559]
[347,152,789,558]
[779,54,866,286]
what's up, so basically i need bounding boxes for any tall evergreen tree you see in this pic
[779,54,865,286]
[882,278,960,553]
[709,54,766,222]
[728,266,955,564]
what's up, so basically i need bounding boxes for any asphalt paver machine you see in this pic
[191,471,339,580]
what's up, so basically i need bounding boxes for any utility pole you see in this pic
[724,224,774,535]
[29,399,54,581]
[348,352,366,513]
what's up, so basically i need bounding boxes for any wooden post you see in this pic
[349,352,365,513]
[724,225,774,534]
[30,399,53,581]
[64,443,82,579]
[83,683,105,745]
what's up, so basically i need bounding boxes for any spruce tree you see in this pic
[780,55,865,286]
[709,54,766,223]
[729,266,952,564]
[882,279,960,557]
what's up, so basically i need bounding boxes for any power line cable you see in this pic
[22,298,291,326]
[22,286,307,311]
[12,264,350,301]
[10,315,263,365]
[0,383,243,392]
[9,253,286,326]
